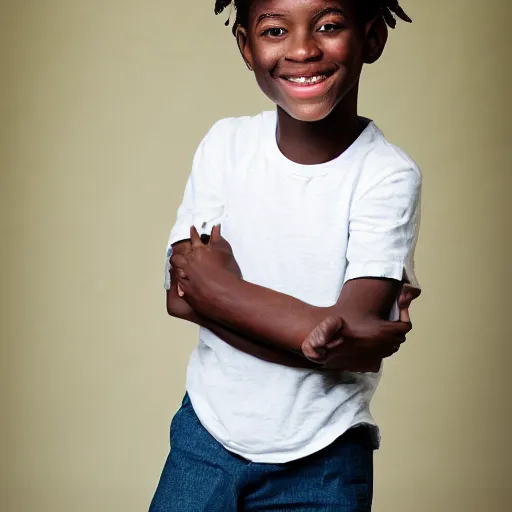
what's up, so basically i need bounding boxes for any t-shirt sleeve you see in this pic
[164,120,227,290]
[344,164,422,287]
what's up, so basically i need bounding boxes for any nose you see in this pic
[285,30,322,63]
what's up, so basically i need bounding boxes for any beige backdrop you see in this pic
[1,0,511,511]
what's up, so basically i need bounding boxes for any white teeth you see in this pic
[285,75,327,84]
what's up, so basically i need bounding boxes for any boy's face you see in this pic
[237,0,386,122]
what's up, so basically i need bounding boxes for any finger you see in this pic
[190,225,202,248]
[399,283,421,306]
[397,291,413,310]
[378,319,412,338]
[326,336,344,350]
[395,333,407,345]
[176,274,190,295]
[305,316,344,349]
[380,343,401,359]
[170,253,188,270]
[390,338,405,353]
[176,268,187,280]
[210,224,222,244]
[320,316,344,337]
[399,306,411,324]
[302,343,327,362]
[391,344,401,354]
[377,335,406,358]
[397,286,415,325]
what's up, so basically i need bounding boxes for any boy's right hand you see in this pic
[174,226,242,297]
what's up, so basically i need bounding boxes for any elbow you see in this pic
[166,292,184,319]
[166,289,198,325]
[166,301,177,318]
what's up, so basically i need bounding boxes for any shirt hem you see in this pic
[187,391,379,464]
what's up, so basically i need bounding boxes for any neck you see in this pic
[275,89,362,165]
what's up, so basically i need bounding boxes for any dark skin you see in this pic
[171,227,419,371]
[168,0,421,370]
[168,240,321,369]
[236,0,389,163]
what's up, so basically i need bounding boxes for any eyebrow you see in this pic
[256,7,345,26]
[313,7,346,22]
[256,12,288,25]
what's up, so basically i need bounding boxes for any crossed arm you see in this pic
[168,227,420,370]
[167,246,321,369]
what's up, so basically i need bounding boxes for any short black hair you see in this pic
[214,0,412,36]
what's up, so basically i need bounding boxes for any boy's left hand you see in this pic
[302,282,420,372]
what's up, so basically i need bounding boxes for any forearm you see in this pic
[167,240,318,365]
[201,318,318,369]
[186,272,330,353]
[170,239,403,363]
[167,286,316,369]
[186,273,402,354]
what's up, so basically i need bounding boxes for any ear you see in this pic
[363,15,388,64]
[236,26,254,71]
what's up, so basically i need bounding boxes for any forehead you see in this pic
[247,0,355,15]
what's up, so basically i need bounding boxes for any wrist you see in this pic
[198,270,244,316]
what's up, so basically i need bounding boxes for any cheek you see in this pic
[252,54,281,98]
[250,41,280,72]
[324,36,361,70]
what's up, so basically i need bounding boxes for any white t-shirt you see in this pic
[164,110,421,463]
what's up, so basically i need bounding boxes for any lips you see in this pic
[276,68,337,101]
[279,69,336,86]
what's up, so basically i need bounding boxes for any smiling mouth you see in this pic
[280,70,335,86]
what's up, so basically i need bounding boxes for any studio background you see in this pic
[1,0,510,510]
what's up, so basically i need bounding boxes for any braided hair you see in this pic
[214,0,411,35]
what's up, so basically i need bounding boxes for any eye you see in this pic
[318,23,343,33]
[262,27,287,38]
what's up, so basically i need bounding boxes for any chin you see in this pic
[281,102,336,123]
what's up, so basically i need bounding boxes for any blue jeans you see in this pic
[149,394,374,511]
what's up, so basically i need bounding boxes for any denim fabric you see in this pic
[149,394,374,512]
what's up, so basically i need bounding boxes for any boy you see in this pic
[151,0,421,510]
